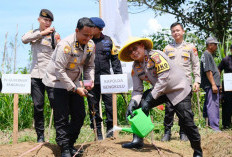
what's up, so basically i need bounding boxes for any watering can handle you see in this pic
[127,109,139,121]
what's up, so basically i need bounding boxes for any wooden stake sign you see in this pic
[2,74,31,144]
[100,74,129,138]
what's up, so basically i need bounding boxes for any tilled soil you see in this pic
[0,130,232,157]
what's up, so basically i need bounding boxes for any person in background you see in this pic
[162,22,201,141]
[87,17,122,140]
[42,17,95,157]
[118,37,202,157]
[21,9,60,143]
[218,44,232,129]
[200,37,221,131]
[0,78,2,92]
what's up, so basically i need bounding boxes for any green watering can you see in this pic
[121,108,154,138]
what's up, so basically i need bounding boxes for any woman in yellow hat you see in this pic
[118,37,202,157]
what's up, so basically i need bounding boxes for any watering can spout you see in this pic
[122,128,134,133]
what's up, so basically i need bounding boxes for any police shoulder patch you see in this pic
[64,45,71,54]
[151,52,170,74]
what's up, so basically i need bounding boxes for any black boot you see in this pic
[179,127,188,141]
[69,145,77,157]
[180,133,189,141]
[161,129,171,142]
[97,127,103,140]
[60,144,71,157]
[191,141,203,157]
[37,132,45,143]
[122,134,144,149]
[106,123,113,138]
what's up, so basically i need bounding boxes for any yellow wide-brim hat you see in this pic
[118,37,153,62]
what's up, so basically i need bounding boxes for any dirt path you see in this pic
[0,130,232,157]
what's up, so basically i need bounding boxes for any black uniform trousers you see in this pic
[142,89,201,148]
[87,84,113,130]
[163,88,192,134]
[222,91,232,128]
[31,78,49,135]
[163,101,185,134]
[46,87,86,147]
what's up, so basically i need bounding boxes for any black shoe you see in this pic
[191,140,203,157]
[61,149,71,157]
[161,129,171,142]
[106,131,113,138]
[193,150,203,157]
[70,146,84,157]
[223,126,230,130]
[97,128,103,140]
[180,133,189,141]
[122,134,144,149]
[70,146,77,156]
[37,134,45,143]
[161,133,171,142]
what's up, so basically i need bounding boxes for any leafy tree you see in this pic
[128,0,232,54]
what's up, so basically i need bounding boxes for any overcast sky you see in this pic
[0,0,175,71]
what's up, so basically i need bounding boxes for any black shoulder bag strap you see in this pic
[51,31,56,49]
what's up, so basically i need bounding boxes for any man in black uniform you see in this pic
[88,17,122,140]
[218,45,232,129]
[0,78,2,92]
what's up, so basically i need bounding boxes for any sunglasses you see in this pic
[128,45,139,54]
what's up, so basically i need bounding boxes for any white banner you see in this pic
[101,0,133,90]
[101,0,131,47]
[100,74,128,94]
[224,73,232,91]
[2,74,31,94]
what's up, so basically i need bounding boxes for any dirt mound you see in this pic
[0,131,231,157]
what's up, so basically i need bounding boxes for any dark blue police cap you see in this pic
[90,17,105,29]
[40,9,54,21]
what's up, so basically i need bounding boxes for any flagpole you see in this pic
[99,0,102,18]
[98,0,106,140]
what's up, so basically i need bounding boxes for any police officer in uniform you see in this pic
[118,37,202,157]
[162,22,201,141]
[87,17,122,140]
[42,17,95,157]
[21,9,60,143]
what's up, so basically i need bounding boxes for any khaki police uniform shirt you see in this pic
[163,41,200,85]
[22,29,60,79]
[131,50,191,106]
[42,33,95,91]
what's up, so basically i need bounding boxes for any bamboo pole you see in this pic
[47,109,53,142]
[99,95,105,139]
[2,32,8,74]
[13,24,18,73]
[197,91,201,120]
[112,93,118,138]
[13,93,18,144]
[98,0,105,139]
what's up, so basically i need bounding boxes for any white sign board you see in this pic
[224,73,232,91]
[100,74,128,94]
[2,74,31,94]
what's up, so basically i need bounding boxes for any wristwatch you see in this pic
[72,86,77,93]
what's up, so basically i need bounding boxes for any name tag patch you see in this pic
[151,52,170,74]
